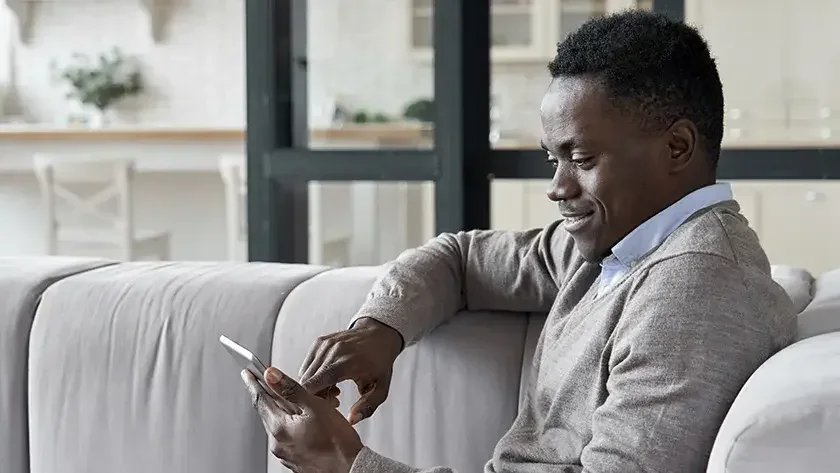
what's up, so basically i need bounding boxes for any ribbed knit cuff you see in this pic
[349,446,418,473]
[348,297,417,347]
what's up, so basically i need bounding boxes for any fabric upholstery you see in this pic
[770,264,815,313]
[707,331,840,473]
[0,257,114,473]
[797,268,840,340]
[272,266,531,473]
[27,262,325,473]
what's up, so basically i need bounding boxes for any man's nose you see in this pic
[546,168,581,202]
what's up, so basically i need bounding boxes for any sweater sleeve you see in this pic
[350,447,457,473]
[579,253,796,473]
[350,220,578,347]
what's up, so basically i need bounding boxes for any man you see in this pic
[241,10,797,473]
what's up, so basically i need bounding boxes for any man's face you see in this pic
[540,76,673,262]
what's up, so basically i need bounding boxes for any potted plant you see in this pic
[52,48,143,127]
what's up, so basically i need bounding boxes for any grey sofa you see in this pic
[1,258,838,473]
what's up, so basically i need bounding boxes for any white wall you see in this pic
[0,0,249,261]
[4,0,245,126]
[1,0,554,135]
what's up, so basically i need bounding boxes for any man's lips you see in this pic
[561,211,594,232]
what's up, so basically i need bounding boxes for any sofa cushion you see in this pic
[0,257,114,473]
[27,262,325,473]
[797,268,840,341]
[707,331,840,473]
[770,265,815,313]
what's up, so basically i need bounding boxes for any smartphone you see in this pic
[219,335,269,383]
[220,335,302,413]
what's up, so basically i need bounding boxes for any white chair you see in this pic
[219,154,248,261]
[33,155,171,261]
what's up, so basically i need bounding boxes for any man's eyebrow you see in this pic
[542,139,577,152]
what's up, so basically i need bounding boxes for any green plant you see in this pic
[53,48,143,111]
[352,110,391,124]
[352,111,370,123]
[403,98,434,122]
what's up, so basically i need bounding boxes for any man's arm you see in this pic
[579,253,794,472]
[351,220,578,346]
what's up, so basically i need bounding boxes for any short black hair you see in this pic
[548,10,724,164]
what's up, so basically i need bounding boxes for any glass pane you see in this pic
[686,0,840,147]
[493,13,533,47]
[490,1,652,149]
[307,0,434,150]
[559,0,606,38]
[308,181,435,266]
[491,179,557,230]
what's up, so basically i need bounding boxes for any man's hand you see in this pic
[299,317,403,425]
[241,367,364,473]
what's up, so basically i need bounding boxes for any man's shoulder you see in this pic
[650,202,769,272]
[627,210,797,349]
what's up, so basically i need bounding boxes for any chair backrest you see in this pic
[33,154,136,253]
[218,154,247,260]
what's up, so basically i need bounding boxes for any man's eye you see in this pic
[546,158,559,169]
[572,157,593,168]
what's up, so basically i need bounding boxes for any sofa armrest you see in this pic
[27,262,326,473]
[271,266,530,473]
[707,332,840,473]
[0,257,114,473]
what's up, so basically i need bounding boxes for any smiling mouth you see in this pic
[561,212,594,232]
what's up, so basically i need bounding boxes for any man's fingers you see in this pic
[316,385,340,399]
[264,367,310,412]
[348,383,388,425]
[301,363,352,395]
[298,340,326,378]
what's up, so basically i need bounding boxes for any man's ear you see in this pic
[663,119,698,174]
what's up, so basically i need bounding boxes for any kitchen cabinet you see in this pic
[686,0,840,146]
[728,181,840,276]
[409,0,651,63]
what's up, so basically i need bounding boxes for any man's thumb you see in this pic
[348,384,388,425]
[265,368,306,404]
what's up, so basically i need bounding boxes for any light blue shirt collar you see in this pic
[598,183,734,295]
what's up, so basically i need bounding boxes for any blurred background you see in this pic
[0,0,837,275]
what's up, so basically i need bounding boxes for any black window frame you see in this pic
[245,0,839,263]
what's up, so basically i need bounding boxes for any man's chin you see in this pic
[573,239,608,264]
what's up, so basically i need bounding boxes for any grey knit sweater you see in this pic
[349,201,797,473]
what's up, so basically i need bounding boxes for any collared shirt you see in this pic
[597,183,734,296]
